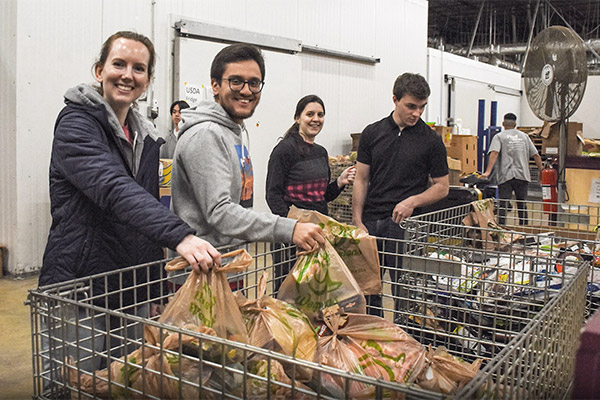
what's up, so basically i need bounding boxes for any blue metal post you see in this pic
[490,101,497,127]
[477,99,485,172]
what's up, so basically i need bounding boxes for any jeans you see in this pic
[363,217,405,317]
[498,178,529,225]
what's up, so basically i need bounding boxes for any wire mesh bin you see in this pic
[29,239,588,399]
[328,157,354,224]
[405,198,600,314]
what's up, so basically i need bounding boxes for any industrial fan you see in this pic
[522,25,588,203]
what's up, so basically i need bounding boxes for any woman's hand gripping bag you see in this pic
[288,206,382,295]
[314,306,427,398]
[149,249,252,362]
[235,272,318,382]
[277,240,366,324]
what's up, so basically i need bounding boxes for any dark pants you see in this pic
[498,178,529,225]
[271,242,297,294]
[363,217,405,317]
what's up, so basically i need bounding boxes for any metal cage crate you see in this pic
[328,158,354,224]
[405,199,600,315]
[29,238,588,399]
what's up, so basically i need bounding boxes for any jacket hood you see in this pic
[63,83,160,176]
[179,100,242,138]
[64,84,159,142]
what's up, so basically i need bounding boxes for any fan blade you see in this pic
[523,26,588,121]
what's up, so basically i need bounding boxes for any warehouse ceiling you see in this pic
[428,0,600,73]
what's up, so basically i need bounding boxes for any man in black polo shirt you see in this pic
[352,72,449,316]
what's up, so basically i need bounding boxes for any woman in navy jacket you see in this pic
[39,32,221,375]
[39,32,220,372]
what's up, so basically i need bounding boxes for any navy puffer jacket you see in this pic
[40,85,194,308]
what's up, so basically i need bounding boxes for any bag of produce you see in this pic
[463,199,522,250]
[145,249,252,363]
[247,358,315,400]
[67,326,218,399]
[288,206,381,295]
[160,249,250,339]
[277,240,366,324]
[313,306,427,398]
[235,272,317,381]
[416,346,482,395]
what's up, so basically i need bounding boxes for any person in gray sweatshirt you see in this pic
[171,43,325,250]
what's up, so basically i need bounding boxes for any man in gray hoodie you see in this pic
[171,43,325,250]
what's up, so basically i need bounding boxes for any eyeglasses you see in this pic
[223,77,264,93]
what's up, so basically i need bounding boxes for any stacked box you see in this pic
[447,156,462,185]
[446,135,478,173]
[541,121,583,156]
[431,125,452,146]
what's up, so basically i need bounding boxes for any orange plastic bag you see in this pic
[288,206,382,295]
[157,249,252,346]
[236,272,317,381]
[277,240,366,324]
[463,199,522,250]
[67,327,216,399]
[247,359,315,399]
[315,306,427,398]
[416,346,482,395]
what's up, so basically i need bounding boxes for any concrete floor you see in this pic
[0,274,38,400]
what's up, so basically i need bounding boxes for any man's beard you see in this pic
[223,103,256,121]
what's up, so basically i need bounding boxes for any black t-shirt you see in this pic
[357,113,448,221]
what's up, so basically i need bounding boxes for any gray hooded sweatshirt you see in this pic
[172,100,297,248]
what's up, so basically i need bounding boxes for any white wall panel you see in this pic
[426,48,446,125]
[336,60,378,151]
[180,0,247,28]
[3,0,430,273]
[427,49,522,134]
[339,0,377,56]
[245,0,298,39]
[101,0,152,39]
[299,53,341,154]
[297,0,341,49]
[368,0,429,126]
[0,0,18,275]
[14,0,105,274]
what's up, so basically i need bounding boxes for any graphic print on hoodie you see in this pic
[236,143,253,208]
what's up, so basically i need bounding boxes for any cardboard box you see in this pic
[446,135,478,173]
[540,122,583,156]
[432,125,453,146]
[447,156,461,171]
[159,158,173,187]
[447,157,462,186]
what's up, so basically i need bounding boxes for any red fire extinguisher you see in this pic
[541,159,558,214]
